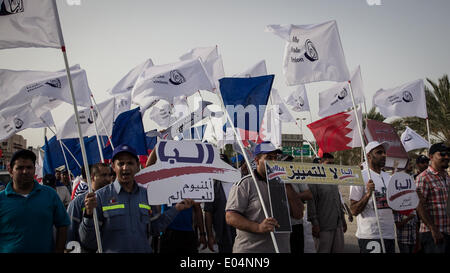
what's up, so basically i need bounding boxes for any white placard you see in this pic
[135,140,241,205]
[386,172,419,211]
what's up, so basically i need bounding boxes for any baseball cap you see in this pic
[416,154,430,164]
[112,144,139,162]
[365,141,390,155]
[429,142,449,155]
[254,141,282,156]
[10,149,36,167]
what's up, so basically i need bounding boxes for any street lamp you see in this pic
[296,117,307,162]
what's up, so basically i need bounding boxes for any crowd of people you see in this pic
[0,140,448,254]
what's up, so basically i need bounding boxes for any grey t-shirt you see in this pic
[225,174,290,253]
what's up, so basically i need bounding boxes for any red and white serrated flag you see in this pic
[307,108,362,156]
[266,20,350,85]
[35,150,43,184]
[0,0,62,50]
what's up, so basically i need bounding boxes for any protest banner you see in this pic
[135,140,240,205]
[265,161,364,186]
[386,172,419,213]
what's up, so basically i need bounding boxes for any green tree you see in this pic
[391,75,450,144]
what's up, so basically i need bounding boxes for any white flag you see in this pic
[132,58,215,106]
[0,0,61,49]
[266,20,350,85]
[0,65,92,108]
[0,103,54,141]
[318,66,365,117]
[401,126,430,152]
[233,60,268,78]
[56,97,115,140]
[148,96,189,129]
[107,58,154,96]
[259,105,282,148]
[179,46,224,87]
[373,79,427,119]
[284,84,310,112]
[269,89,295,123]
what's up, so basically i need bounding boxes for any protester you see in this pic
[393,210,420,253]
[225,141,291,253]
[0,149,70,253]
[79,144,194,253]
[204,154,237,253]
[349,141,396,253]
[42,173,57,189]
[71,165,89,200]
[307,153,347,253]
[55,173,71,208]
[66,163,112,252]
[414,155,430,180]
[61,168,73,195]
[415,142,450,253]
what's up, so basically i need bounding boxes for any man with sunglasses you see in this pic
[416,142,450,253]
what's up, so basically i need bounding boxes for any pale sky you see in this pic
[1,0,449,148]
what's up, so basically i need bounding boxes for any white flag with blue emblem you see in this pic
[56,97,115,140]
[266,20,350,85]
[0,0,61,49]
[318,66,365,117]
[401,126,429,152]
[0,65,92,108]
[284,84,310,112]
[131,58,215,107]
[373,79,427,119]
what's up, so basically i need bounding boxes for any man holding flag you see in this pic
[79,144,195,253]
[349,141,396,253]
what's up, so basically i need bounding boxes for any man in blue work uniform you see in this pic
[66,163,112,252]
[79,144,194,253]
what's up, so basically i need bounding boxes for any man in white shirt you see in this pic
[349,141,396,253]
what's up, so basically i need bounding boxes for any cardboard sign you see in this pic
[387,172,419,212]
[364,119,409,168]
[266,161,364,186]
[266,163,292,233]
[135,140,241,205]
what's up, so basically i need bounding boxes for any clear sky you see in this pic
[1,0,449,148]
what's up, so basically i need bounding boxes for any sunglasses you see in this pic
[439,151,450,157]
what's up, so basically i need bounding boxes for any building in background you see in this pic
[0,134,27,170]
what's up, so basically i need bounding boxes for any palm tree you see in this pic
[391,75,450,144]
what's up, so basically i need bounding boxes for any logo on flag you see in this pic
[338,88,348,100]
[304,39,319,62]
[402,91,413,102]
[169,70,185,85]
[0,0,24,16]
[13,117,23,129]
[45,79,62,88]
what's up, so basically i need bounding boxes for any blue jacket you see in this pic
[78,180,178,253]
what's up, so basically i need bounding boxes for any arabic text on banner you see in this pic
[266,161,364,186]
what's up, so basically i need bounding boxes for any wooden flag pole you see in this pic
[216,88,280,253]
[52,0,103,253]
[348,80,386,253]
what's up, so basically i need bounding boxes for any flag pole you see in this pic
[348,80,386,253]
[90,106,105,163]
[215,88,280,253]
[52,0,102,253]
[426,117,431,148]
[90,94,115,150]
[294,120,318,157]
